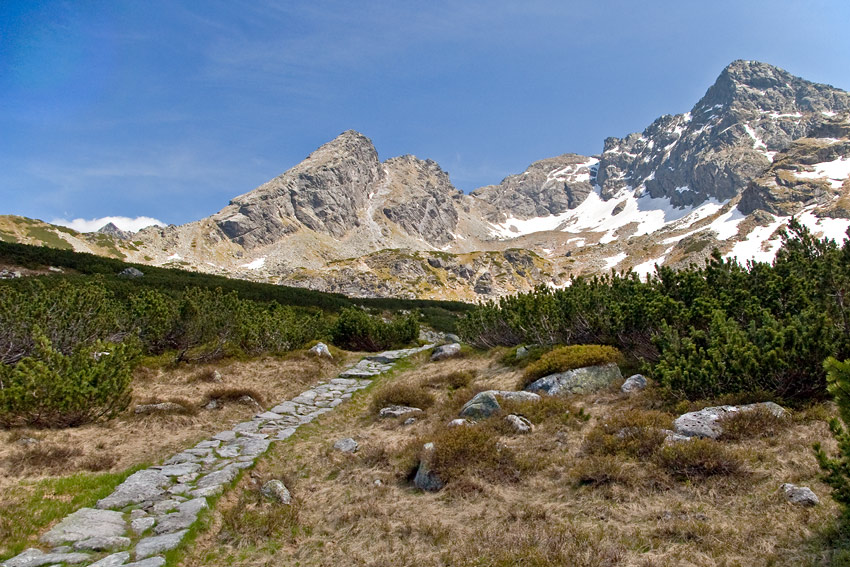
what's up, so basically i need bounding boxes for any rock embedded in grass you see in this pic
[459,390,541,419]
[309,342,333,358]
[333,437,359,453]
[261,480,292,504]
[505,414,534,434]
[621,374,647,393]
[781,483,819,507]
[413,442,445,492]
[525,363,622,396]
[431,343,461,361]
[378,405,423,419]
[673,402,789,439]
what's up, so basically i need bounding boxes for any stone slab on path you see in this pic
[40,508,126,546]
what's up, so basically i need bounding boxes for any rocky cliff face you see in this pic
[213,130,385,247]
[596,60,850,206]
[7,61,850,300]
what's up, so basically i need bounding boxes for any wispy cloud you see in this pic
[51,216,165,233]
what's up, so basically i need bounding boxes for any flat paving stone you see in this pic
[88,551,131,567]
[97,470,171,510]
[154,463,200,477]
[41,508,126,546]
[135,530,188,559]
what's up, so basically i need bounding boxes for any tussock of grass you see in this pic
[718,406,791,440]
[188,367,222,383]
[201,387,265,407]
[570,455,634,487]
[218,487,300,548]
[370,382,435,413]
[656,439,745,479]
[5,444,83,473]
[522,345,622,387]
[135,396,199,416]
[422,369,475,390]
[499,396,584,426]
[583,409,672,459]
[428,425,524,486]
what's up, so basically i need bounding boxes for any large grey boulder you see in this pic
[459,391,501,419]
[673,402,788,439]
[118,267,144,279]
[781,483,819,507]
[525,364,622,396]
[97,470,171,509]
[41,508,126,545]
[431,343,461,361]
[413,443,445,492]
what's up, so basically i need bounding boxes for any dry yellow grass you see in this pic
[176,351,848,567]
[0,349,350,508]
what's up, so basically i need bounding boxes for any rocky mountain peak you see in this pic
[96,222,132,239]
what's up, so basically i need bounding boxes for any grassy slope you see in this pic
[175,350,846,567]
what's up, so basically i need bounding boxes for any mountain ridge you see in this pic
[4,60,850,300]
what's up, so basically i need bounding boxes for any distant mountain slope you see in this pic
[3,60,849,300]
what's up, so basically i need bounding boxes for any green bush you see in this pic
[815,357,850,511]
[330,307,419,352]
[0,335,139,427]
[523,344,621,386]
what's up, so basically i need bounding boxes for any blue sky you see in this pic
[2,0,850,230]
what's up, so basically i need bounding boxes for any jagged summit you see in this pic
[15,60,848,301]
[96,222,132,239]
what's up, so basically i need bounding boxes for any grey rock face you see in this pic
[214,130,384,246]
[118,267,144,278]
[309,342,333,358]
[72,536,131,551]
[413,443,445,492]
[621,374,647,393]
[525,364,623,396]
[471,154,596,220]
[135,530,188,559]
[261,480,292,505]
[381,155,461,245]
[97,470,171,509]
[379,405,423,419]
[88,552,132,567]
[333,437,359,453]
[505,414,534,434]
[41,508,126,545]
[781,483,819,507]
[460,391,501,419]
[673,402,788,439]
[1,549,92,567]
[596,60,850,207]
[431,343,461,361]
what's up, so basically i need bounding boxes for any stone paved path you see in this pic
[2,345,433,567]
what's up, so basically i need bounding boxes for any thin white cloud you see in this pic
[51,216,165,233]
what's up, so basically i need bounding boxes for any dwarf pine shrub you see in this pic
[330,307,419,351]
[815,357,850,512]
[0,334,139,427]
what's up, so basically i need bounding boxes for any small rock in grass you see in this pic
[431,343,461,361]
[621,374,647,393]
[261,480,292,505]
[413,443,444,492]
[309,342,333,358]
[379,405,423,419]
[781,483,819,507]
[505,414,534,434]
[333,438,358,453]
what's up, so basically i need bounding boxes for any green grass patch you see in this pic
[0,464,146,559]
[25,227,72,250]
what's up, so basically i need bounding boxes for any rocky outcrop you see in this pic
[471,154,596,221]
[525,364,623,396]
[597,60,850,206]
[673,402,788,439]
[213,130,385,247]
